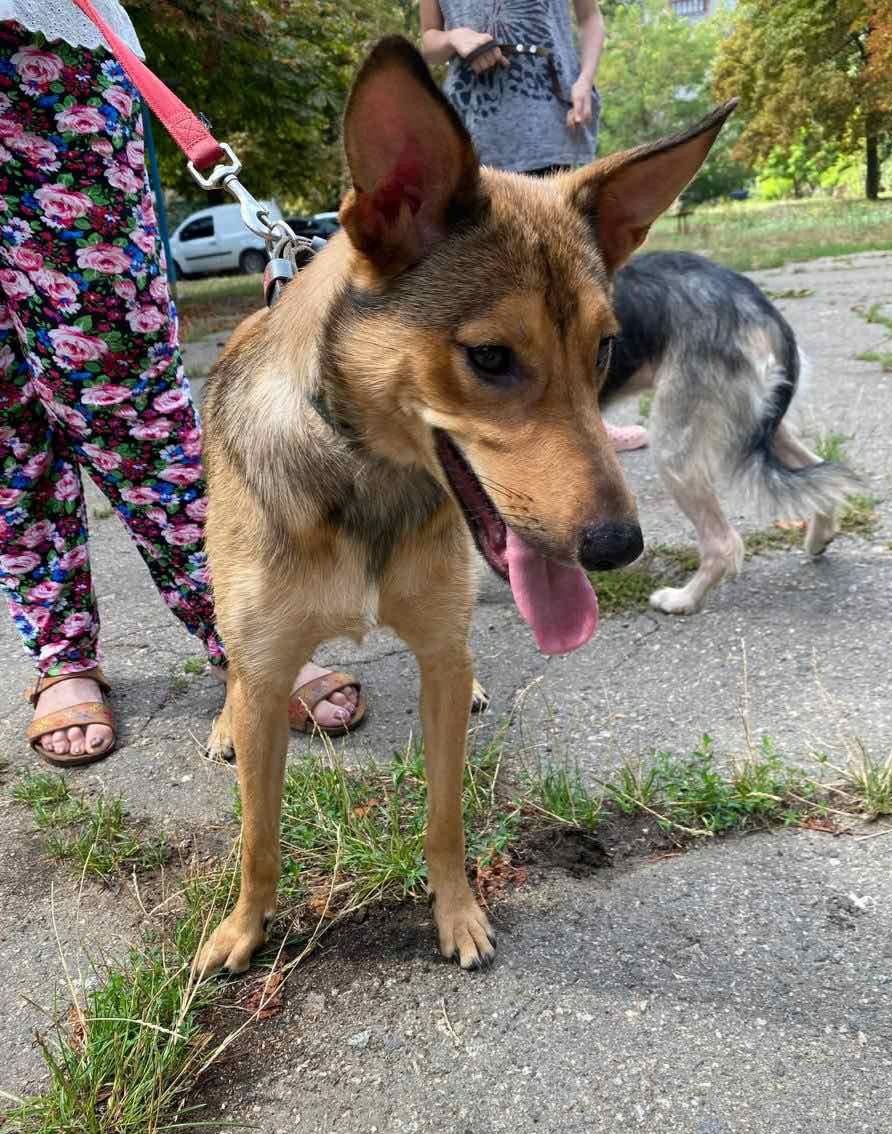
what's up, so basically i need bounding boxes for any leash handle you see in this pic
[71,0,225,171]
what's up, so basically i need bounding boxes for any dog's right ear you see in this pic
[339,36,480,275]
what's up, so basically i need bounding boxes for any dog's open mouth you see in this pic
[434,430,599,656]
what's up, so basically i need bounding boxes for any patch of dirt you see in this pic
[516,824,611,877]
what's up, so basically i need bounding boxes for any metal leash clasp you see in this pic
[189,142,317,305]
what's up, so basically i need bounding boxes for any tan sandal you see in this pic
[288,670,367,736]
[26,667,116,766]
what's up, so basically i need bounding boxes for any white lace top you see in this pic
[0,0,144,59]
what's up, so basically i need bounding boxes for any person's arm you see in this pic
[568,0,605,128]
[420,0,506,74]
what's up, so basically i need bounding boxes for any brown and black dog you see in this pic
[195,37,735,976]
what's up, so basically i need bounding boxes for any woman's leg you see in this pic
[0,316,113,757]
[1,26,358,731]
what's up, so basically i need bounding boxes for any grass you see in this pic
[11,773,168,880]
[6,722,883,1132]
[182,657,206,677]
[638,391,654,422]
[853,301,892,334]
[174,274,261,346]
[90,504,114,522]
[646,197,892,272]
[815,742,892,820]
[764,287,815,300]
[839,494,881,536]
[856,349,892,371]
[813,429,851,463]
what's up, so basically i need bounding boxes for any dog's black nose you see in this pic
[578,521,643,571]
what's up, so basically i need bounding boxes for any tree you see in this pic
[126,0,409,211]
[713,1,892,199]
[597,0,749,201]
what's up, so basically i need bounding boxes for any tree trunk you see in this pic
[865,131,880,200]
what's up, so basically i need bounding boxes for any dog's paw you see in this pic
[205,713,235,763]
[805,513,837,557]
[470,678,490,714]
[649,586,701,616]
[193,910,268,979]
[432,890,496,970]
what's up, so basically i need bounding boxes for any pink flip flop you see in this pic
[606,423,649,452]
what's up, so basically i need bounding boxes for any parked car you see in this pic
[284,211,341,242]
[169,200,283,279]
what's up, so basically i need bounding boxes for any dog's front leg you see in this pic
[418,644,496,968]
[195,670,291,977]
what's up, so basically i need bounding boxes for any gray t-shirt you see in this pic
[439,0,599,172]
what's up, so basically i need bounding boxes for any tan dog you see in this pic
[196,37,735,976]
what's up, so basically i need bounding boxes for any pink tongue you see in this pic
[506,529,599,655]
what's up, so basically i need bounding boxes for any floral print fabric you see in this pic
[0,24,224,675]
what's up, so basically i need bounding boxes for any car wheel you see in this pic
[239,249,267,275]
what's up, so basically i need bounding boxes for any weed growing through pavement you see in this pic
[856,349,892,371]
[637,391,654,421]
[813,429,851,463]
[11,773,167,880]
[4,724,881,1133]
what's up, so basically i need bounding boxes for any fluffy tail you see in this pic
[737,315,861,519]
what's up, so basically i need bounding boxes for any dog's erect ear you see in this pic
[567,99,738,273]
[339,36,480,274]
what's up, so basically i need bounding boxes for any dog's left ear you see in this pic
[339,36,480,275]
[566,99,738,273]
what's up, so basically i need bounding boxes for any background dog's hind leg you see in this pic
[650,466,744,615]
[771,422,838,556]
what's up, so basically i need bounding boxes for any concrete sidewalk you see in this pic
[1,253,890,1131]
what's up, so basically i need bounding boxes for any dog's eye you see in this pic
[596,336,615,372]
[465,344,516,385]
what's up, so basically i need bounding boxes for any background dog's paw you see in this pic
[434,892,496,970]
[649,586,700,615]
[193,911,267,979]
[805,513,837,557]
[470,678,490,714]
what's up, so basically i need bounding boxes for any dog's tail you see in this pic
[737,311,860,518]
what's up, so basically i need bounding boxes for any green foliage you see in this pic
[12,773,168,879]
[714,1,892,199]
[128,0,412,211]
[599,0,750,202]
[612,734,815,835]
[523,765,603,829]
[646,197,892,271]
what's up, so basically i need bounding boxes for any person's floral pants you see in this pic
[0,24,225,675]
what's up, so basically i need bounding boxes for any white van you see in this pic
[169,200,283,278]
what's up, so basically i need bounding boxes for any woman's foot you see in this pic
[606,422,649,452]
[213,662,361,730]
[292,662,359,729]
[31,674,114,759]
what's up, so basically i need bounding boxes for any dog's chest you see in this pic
[326,457,446,579]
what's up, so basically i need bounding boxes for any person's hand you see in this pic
[566,75,594,129]
[450,27,506,74]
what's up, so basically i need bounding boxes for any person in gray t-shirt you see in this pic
[420,0,649,452]
[421,0,603,174]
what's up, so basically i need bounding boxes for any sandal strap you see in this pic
[26,701,115,745]
[288,670,361,730]
[26,666,110,707]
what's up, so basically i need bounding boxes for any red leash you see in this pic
[72,0,311,302]
[71,0,225,172]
